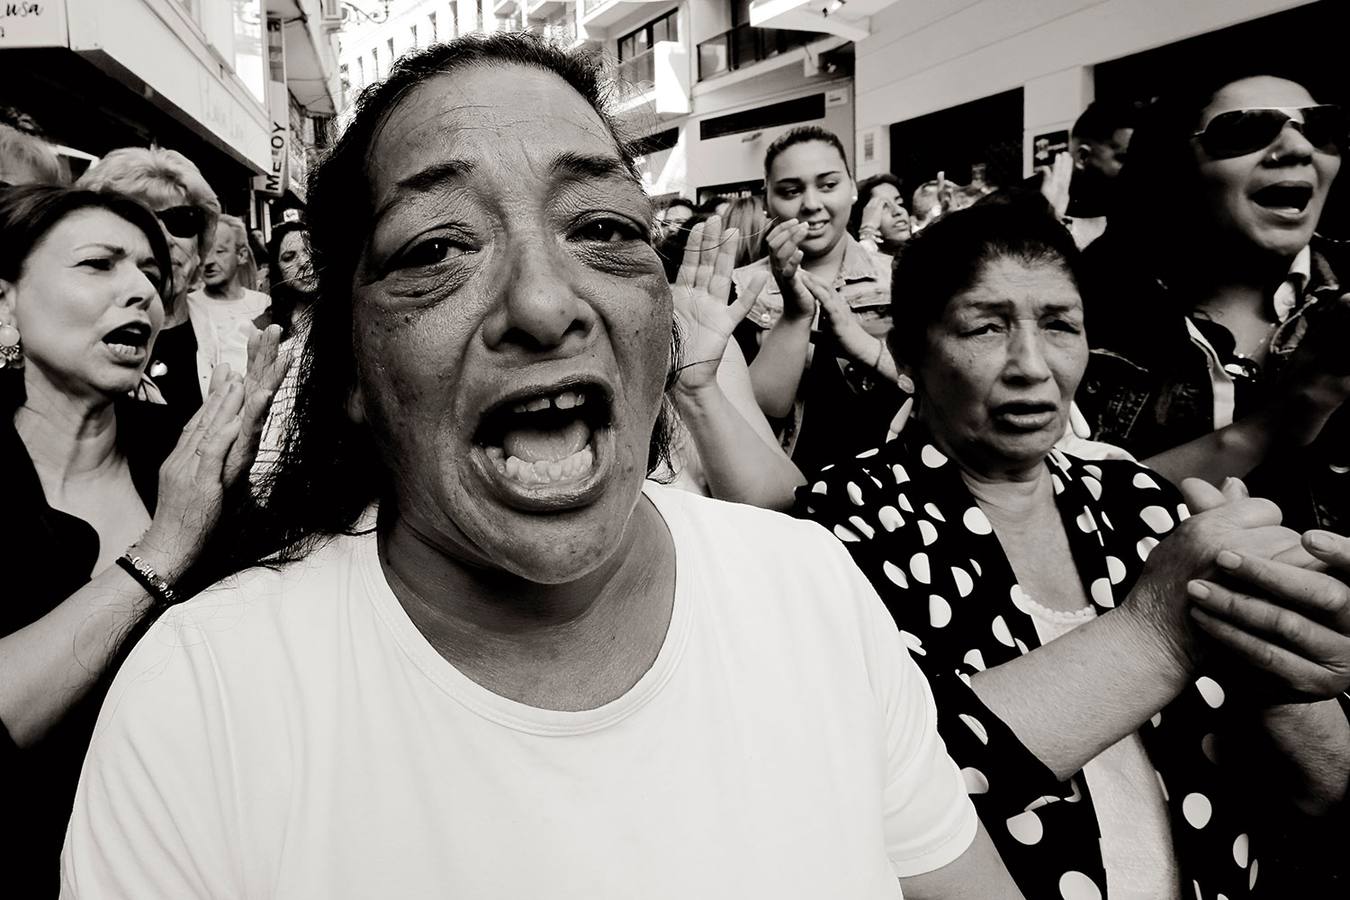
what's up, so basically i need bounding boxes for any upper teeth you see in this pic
[509,390,587,415]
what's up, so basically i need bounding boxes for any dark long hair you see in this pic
[1083,67,1326,355]
[216,32,679,576]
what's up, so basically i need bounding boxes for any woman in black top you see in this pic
[799,201,1350,897]
[0,185,284,894]
[1077,70,1350,532]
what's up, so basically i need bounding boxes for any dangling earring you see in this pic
[0,322,21,370]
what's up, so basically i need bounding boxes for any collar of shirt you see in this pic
[732,236,888,330]
[1272,244,1313,322]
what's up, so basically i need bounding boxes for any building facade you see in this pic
[0,0,341,226]
[334,0,1336,207]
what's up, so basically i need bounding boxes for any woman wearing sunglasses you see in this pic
[77,147,223,422]
[1079,70,1350,538]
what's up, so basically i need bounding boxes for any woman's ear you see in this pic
[0,278,16,321]
[346,384,366,425]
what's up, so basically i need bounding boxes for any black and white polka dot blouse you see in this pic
[795,425,1319,899]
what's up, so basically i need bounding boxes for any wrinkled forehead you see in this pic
[213,221,239,249]
[366,65,628,203]
[1202,76,1317,123]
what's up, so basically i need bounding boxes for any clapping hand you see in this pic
[135,326,288,589]
[765,218,808,288]
[224,324,288,483]
[1188,530,1350,702]
[672,215,757,394]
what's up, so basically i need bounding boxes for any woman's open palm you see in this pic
[672,214,758,391]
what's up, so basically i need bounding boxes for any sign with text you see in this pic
[252,16,288,198]
[0,0,67,48]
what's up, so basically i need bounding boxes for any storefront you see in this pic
[1,0,273,214]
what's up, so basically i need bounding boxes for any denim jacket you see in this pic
[1078,237,1349,532]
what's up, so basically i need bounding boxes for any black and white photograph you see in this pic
[2,0,1348,896]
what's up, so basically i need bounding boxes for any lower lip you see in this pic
[104,342,148,364]
[1254,203,1309,223]
[993,408,1058,432]
[471,427,614,513]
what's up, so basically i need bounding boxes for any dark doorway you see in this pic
[888,87,1024,201]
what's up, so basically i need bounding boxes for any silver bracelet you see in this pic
[115,552,181,607]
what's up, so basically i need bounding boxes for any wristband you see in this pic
[115,552,181,607]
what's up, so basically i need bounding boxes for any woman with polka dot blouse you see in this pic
[796,199,1350,899]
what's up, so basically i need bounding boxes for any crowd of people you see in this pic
[2,32,1349,898]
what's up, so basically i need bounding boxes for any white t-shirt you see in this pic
[186,287,270,391]
[62,484,976,899]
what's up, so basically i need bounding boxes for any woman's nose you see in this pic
[1268,119,1316,164]
[799,187,823,212]
[486,240,593,353]
[1005,327,1052,381]
[119,266,160,310]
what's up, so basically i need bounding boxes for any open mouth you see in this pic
[102,322,152,361]
[474,382,612,493]
[991,401,1058,431]
[1250,181,1314,215]
[803,220,830,236]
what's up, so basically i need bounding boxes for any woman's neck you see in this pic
[801,236,848,281]
[959,464,1056,523]
[382,498,669,640]
[14,373,120,484]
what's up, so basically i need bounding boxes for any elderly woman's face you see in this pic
[351,65,670,583]
[916,257,1086,477]
[1194,76,1341,260]
[0,208,164,398]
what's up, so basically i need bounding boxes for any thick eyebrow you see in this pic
[551,150,635,187]
[373,158,477,224]
[957,298,1082,316]
[773,170,845,186]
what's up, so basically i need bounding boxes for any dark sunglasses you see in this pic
[155,205,206,239]
[1192,105,1348,160]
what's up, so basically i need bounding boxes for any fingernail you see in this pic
[1306,530,1335,552]
[1216,550,1242,570]
[1187,580,1211,600]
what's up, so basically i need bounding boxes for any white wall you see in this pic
[65,0,272,171]
[854,0,1316,175]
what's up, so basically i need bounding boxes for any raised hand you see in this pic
[223,324,288,484]
[1036,151,1074,221]
[135,366,246,584]
[672,215,756,393]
